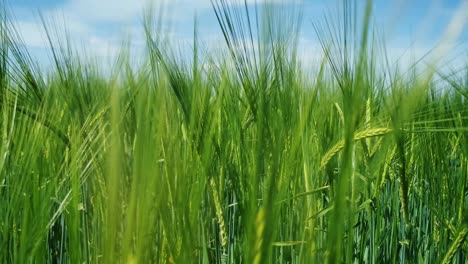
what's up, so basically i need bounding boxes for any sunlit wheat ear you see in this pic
[320,127,393,169]
[441,226,468,264]
[126,254,137,264]
[334,102,344,124]
[253,207,266,264]
[210,177,227,250]
[365,98,371,147]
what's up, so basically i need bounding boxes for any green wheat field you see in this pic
[0,0,467,263]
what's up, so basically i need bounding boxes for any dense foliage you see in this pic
[0,0,467,263]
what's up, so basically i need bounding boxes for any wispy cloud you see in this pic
[15,21,48,49]
[7,0,467,71]
[59,0,146,23]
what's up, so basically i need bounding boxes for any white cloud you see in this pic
[86,36,121,60]
[53,0,301,25]
[15,21,48,49]
[59,0,146,23]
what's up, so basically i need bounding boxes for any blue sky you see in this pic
[8,0,468,70]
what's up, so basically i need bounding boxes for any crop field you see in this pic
[0,0,467,263]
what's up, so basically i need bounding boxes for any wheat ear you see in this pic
[321,127,392,169]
